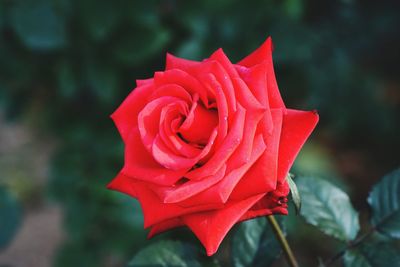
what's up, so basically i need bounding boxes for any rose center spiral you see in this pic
[178,101,218,145]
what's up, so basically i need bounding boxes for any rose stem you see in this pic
[267,215,299,267]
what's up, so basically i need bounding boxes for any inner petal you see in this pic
[179,101,218,145]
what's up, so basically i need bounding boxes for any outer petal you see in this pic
[209,49,266,113]
[166,53,200,71]
[108,172,223,228]
[107,172,137,197]
[111,83,154,143]
[229,109,283,199]
[136,78,154,87]
[238,37,273,67]
[237,37,285,109]
[277,109,319,182]
[182,193,265,256]
[236,62,273,135]
[148,218,184,238]
[209,48,239,79]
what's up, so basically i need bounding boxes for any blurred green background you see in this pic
[0,0,399,266]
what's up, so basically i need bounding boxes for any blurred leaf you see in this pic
[127,240,203,267]
[0,186,21,249]
[86,62,119,105]
[232,217,284,267]
[56,61,79,99]
[284,0,304,20]
[367,168,400,239]
[287,173,301,215]
[344,240,400,267]
[176,38,205,60]
[78,1,122,41]
[232,218,266,267]
[0,2,4,30]
[113,27,170,66]
[297,176,359,241]
[9,0,67,50]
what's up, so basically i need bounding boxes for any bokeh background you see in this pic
[0,0,399,266]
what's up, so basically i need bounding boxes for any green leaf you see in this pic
[127,240,203,267]
[367,168,400,239]
[232,217,284,267]
[287,173,301,214]
[344,250,373,267]
[297,176,359,241]
[344,240,400,267]
[0,186,22,249]
[9,0,67,50]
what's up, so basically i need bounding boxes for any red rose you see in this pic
[108,37,318,255]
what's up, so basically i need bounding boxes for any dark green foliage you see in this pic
[297,169,400,267]
[0,186,21,249]
[344,239,400,267]
[368,168,400,238]
[127,240,203,267]
[9,0,67,50]
[297,176,360,241]
[231,217,285,267]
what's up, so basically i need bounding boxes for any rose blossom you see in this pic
[108,37,319,255]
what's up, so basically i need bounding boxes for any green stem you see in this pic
[267,215,299,267]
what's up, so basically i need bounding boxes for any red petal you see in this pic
[154,164,227,203]
[277,109,319,182]
[123,127,187,186]
[179,98,219,144]
[152,134,198,170]
[138,96,185,153]
[209,48,239,79]
[185,105,246,180]
[195,60,237,115]
[158,101,201,158]
[109,173,223,228]
[240,181,290,222]
[231,77,264,111]
[230,109,283,199]
[107,172,137,197]
[238,37,273,67]
[148,84,192,103]
[237,37,285,109]
[111,83,154,143]
[236,62,273,135]
[165,53,200,71]
[154,69,208,106]
[176,134,266,207]
[198,73,229,149]
[148,218,184,238]
[136,78,153,87]
[182,193,265,256]
[209,49,268,140]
